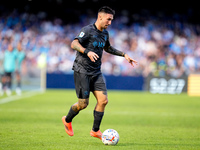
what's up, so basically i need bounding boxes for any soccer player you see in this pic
[15,42,26,95]
[62,6,138,140]
[2,43,17,96]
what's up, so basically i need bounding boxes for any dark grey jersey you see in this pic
[72,24,110,75]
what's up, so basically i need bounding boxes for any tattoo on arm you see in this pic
[104,46,125,57]
[71,39,85,54]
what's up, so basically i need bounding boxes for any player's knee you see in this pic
[78,98,89,110]
[101,98,108,106]
[80,103,88,109]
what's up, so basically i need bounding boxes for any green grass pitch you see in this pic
[0,90,200,150]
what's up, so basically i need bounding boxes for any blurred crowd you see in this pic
[0,10,200,78]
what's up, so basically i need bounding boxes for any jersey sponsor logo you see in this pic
[93,41,105,48]
[93,41,98,47]
[79,32,85,38]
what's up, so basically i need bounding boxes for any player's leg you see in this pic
[62,98,89,136]
[93,90,108,129]
[93,90,108,112]
[90,91,108,139]
[0,74,6,95]
[90,73,108,140]
[62,71,90,136]
[5,72,12,96]
[65,72,90,121]
[15,71,22,95]
[65,98,89,123]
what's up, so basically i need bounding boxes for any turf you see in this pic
[0,90,200,150]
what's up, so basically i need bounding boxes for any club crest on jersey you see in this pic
[79,32,85,38]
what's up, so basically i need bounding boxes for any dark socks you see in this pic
[65,107,79,123]
[92,110,104,132]
[65,107,104,132]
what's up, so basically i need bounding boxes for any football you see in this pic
[102,129,119,145]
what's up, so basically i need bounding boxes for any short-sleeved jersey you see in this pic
[72,24,110,75]
[3,49,17,73]
[15,49,26,72]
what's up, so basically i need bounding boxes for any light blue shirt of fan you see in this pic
[3,50,17,73]
[15,50,25,72]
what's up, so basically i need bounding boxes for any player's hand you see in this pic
[87,51,99,62]
[124,54,138,67]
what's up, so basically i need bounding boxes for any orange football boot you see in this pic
[90,130,102,140]
[62,116,74,136]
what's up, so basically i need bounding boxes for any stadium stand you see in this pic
[0,10,200,78]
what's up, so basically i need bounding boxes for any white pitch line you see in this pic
[0,89,44,104]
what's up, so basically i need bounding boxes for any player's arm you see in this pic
[104,46,125,57]
[104,45,138,67]
[71,39,86,54]
[71,39,99,62]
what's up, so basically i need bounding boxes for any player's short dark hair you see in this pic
[98,6,115,15]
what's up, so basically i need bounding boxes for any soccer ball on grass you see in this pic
[102,129,119,145]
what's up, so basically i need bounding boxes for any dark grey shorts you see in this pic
[73,71,107,99]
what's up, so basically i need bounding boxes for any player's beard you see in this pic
[104,25,109,29]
